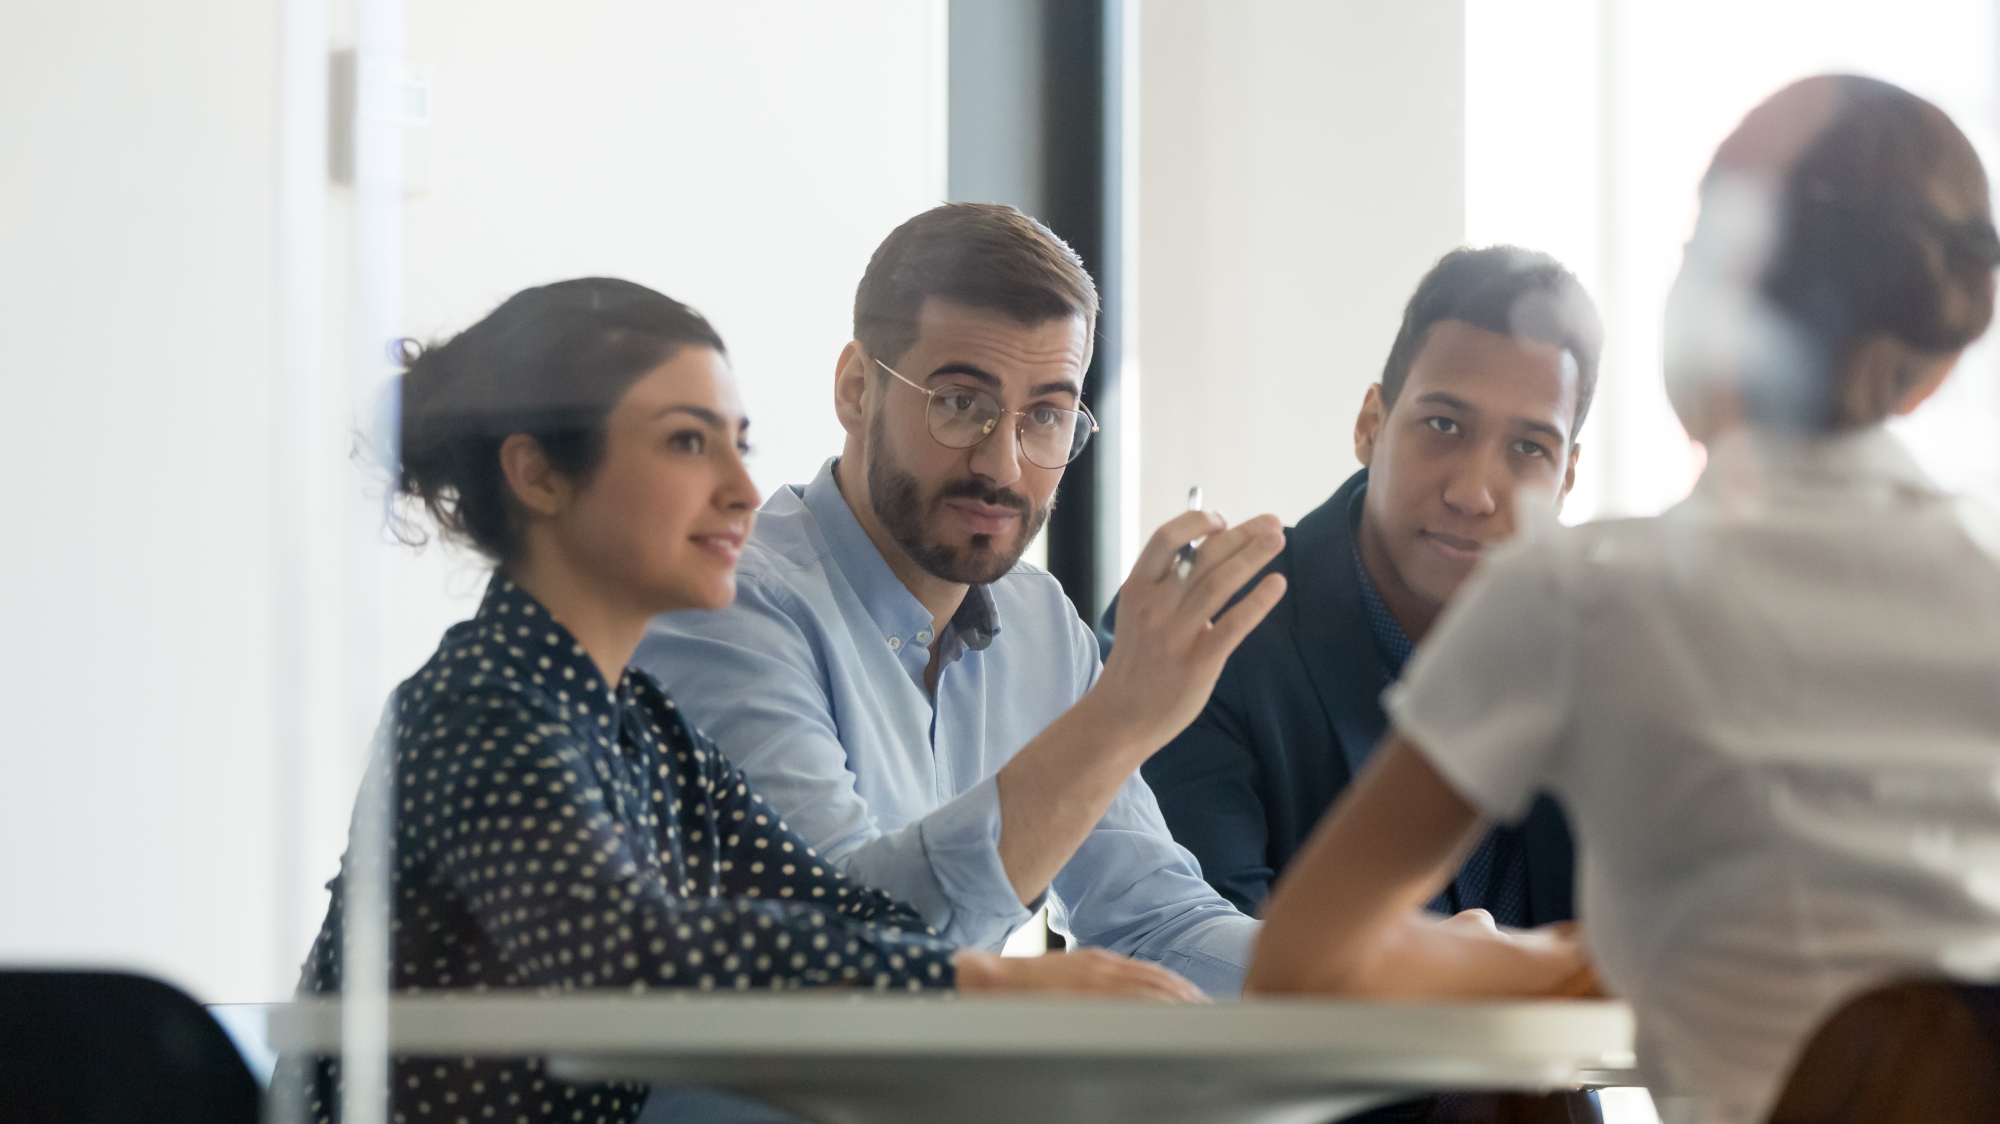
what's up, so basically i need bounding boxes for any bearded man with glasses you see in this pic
[635,203,1284,1006]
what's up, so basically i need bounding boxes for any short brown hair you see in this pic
[853,203,1099,367]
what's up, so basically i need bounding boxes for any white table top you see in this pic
[266,993,1636,1124]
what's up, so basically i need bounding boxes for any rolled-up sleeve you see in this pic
[1050,769,1260,996]
[1047,610,1261,997]
[634,573,1033,950]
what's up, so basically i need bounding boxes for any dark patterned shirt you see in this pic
[293,575,956,1124]
[1351,534,1530,928]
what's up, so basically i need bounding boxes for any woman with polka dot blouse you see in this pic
[293,278,1195,1124]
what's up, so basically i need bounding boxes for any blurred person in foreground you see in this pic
[1248,75,2000,1124]
[636,204,1286,997]
[1129,246,1598,930]
[290,278,1199,1124]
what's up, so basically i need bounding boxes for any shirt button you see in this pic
[888,636,902,651]
[915,629,933,645]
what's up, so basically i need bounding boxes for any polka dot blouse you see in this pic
[291,576,958,1124]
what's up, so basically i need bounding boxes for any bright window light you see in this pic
[1470,0,2000,521]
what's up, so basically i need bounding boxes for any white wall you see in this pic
[0,0,285,1002]
[1135,0,1466,534]
[360,0,950,684]
[0,0,947,1003]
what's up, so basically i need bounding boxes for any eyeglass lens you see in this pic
[926,386,1091,468]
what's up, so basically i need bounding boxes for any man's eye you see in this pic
[668,431,706,454]
[937,390,981,413]
[1425,416,1461,435]
[1514,440,1550,459]
[1027,406,1063,428]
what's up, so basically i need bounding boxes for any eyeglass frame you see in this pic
[874,357,1100,469]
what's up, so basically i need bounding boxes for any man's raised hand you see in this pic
[1092,510,1288,752]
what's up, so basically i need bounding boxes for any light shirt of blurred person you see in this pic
[1247,75,2000,1124]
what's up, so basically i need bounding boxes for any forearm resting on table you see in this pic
[993,691,1149,906]
[1245,731,1587,997]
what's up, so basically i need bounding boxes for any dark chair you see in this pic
[0,970,262,1124]
[1767,979,2000,1124]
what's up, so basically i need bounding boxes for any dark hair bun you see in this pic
[396,278,725,561]
[1750,77,1995,428]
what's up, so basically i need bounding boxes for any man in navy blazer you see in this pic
[1132,247,1602,930]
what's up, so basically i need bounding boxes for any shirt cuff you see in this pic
[1139,917,1257,998]
[918,773,1037,948]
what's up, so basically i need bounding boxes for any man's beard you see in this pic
[866,426,1051,585]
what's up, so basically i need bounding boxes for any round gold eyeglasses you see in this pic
[876,359,1098,469]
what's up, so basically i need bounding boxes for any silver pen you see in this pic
[1175,487,1203,580]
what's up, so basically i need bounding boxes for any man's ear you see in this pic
[1354,384,1387,467]
[1559,441,1581,509]
[834,341,872,436]
[499,433,568,518]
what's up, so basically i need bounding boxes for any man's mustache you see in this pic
[933,478,1033,514]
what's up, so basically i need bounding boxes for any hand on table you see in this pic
[954,949,1207,1003]
[1434,911,1602,998]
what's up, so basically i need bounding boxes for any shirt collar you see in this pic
[1693,425,1942,513]
[1347,486,1415,676]
[799,457,1002,656]
[473,573,628,705]
[952,582,998,652]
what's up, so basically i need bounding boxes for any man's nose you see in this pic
[1441,448,1503,518]
[967,417,1024,489]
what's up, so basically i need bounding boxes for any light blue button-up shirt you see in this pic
[633,458,1258,995]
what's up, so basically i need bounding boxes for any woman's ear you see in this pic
[498,434,569,518]
[1891,350,1960,417]
[1841,335,1960,425]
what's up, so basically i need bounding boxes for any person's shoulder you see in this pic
[736,487,820,582]
[660,493,831,631]
[1472,516,1667,614]
[1533,514,1666,570]
[989,558,1100,653]
[990,556,1072,600]
[390,656,577,759]
[992,556,1107,626]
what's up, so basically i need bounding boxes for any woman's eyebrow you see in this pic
[650,404,726,426]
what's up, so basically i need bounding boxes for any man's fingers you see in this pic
[1134,510,1229,583]
[1197,572,1288,658]
[1181,515,1285,614]
[1443,908,1500,935]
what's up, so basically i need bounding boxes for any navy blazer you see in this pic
[1118,468,1575,923]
